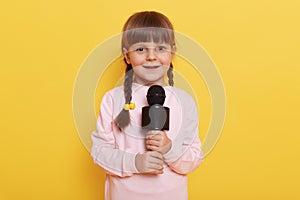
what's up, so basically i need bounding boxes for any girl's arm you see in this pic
[163,95,204,175]
[91,92,138,177]
[164,133,203,175]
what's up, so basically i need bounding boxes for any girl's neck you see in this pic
[133,79,167,87]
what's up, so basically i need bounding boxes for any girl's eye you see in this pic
[136,47,145,52]
[158,46,167,51]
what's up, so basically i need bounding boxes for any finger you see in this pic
[147,137,163,145]
[148,151,163,160]
[152,170,163,174]
[146,139,160,146]
[146,144,158,151]
[146,135,162,141]
[148,162,163,170]
[146,130,162,137]
[146,169,163,175]
[150,159,163,167]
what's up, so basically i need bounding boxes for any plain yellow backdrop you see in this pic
[1,0,300,199]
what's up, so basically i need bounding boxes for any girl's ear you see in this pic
[172,44,176,53]
[170,44,176,59]
[171,45,176,60]
[123,48,131,64]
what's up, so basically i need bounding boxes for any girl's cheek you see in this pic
[131,64,140,68]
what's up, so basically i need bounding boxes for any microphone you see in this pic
[142,85,170,130]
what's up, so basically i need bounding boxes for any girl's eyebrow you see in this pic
[131,42,169,46]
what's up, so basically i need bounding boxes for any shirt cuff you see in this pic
[123,152,139,174]
[163,139,182,163]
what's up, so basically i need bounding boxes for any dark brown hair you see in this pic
[114,11,175,129]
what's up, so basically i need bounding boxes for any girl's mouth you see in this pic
[143,65,160,69]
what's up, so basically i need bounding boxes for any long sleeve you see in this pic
[163,91,204,175]
[91,92,138,177]
[91,84,202,200]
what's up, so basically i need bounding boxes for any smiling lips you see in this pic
[143,65,160,69]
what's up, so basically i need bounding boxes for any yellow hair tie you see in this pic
[124,103,135,110]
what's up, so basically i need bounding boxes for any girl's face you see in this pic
[124,42,174,86]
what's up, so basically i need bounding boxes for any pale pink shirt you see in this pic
[91,83,204,200]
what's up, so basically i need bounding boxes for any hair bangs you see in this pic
[123,27,174,48]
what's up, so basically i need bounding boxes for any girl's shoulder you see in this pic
[105,85,124,95]
[166,86,196,103]
[165,86,198,112]
[100,86,125,105]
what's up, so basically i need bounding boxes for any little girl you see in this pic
[91,11,204,200]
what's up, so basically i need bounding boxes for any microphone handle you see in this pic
[142,105,169,130]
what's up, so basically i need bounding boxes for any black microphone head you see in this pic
[146,85,166,106]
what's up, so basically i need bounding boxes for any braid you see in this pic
[167,63,174,86]
[114,61,133,129]
[124,64,133,103]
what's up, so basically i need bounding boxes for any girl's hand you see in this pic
[135,151,164,174]
[146,130,172,154]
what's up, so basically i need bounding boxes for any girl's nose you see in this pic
[146,48,157,61]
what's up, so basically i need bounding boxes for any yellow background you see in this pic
[1,0,299,199]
